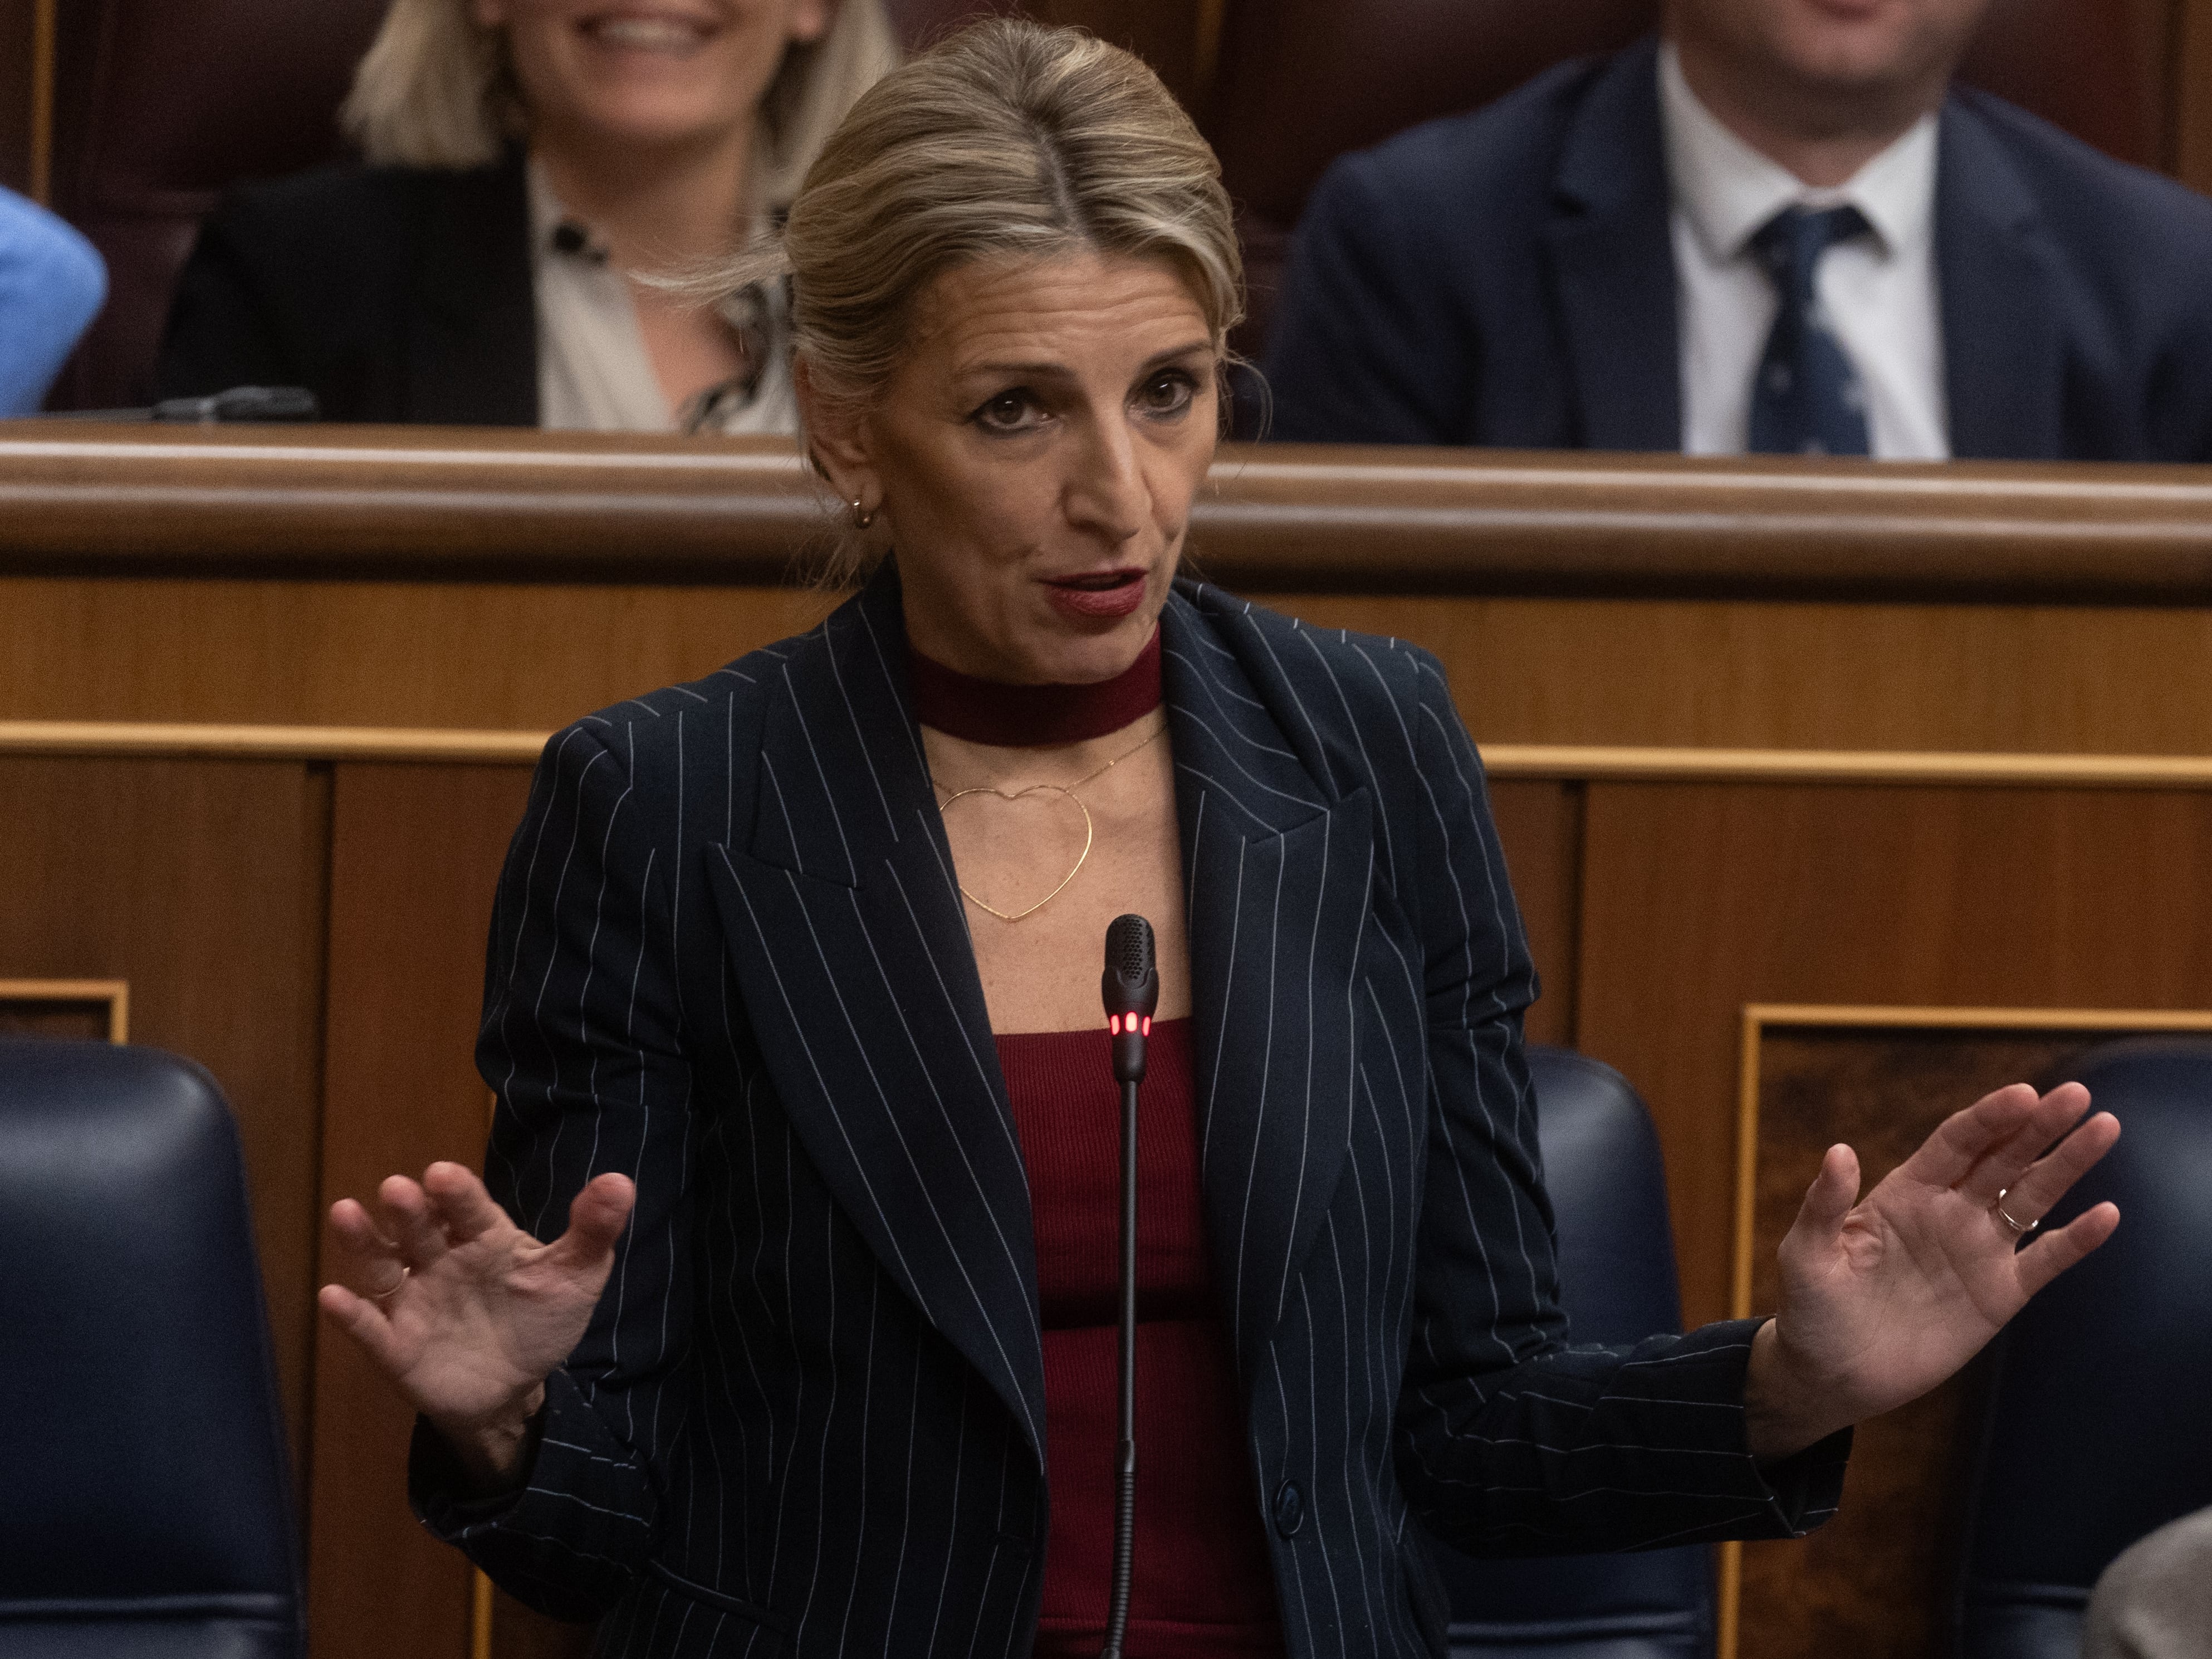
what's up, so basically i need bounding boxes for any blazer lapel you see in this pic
[704,571,1046,1457]
[1936,97,2063,461]
[1542,36,1682,452]
[404,150,539,427]
[1162,597,1376,1381]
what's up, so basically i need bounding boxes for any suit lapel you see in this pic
[1542,36,1682,452]
[404,150,539,427]
[1163,596,1375,1381]
[1936,97,2063,461]
[704,571,1046,1456]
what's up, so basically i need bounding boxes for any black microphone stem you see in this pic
[1102,1072,1139,1659]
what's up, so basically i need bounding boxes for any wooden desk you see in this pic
[3,428,2207,1659]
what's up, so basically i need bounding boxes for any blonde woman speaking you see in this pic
[321,23,2122,1658]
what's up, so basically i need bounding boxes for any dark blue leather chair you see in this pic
[1954,1038,2212,1659]
[0,1041,303,1658]
[1427,1045,1715,1659]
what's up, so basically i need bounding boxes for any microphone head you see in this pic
[1101,914,1159,1019]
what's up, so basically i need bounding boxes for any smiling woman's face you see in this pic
[474,0,828,151]
[806,249,1220,686]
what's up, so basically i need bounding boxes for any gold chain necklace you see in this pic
[933,723,1166,922]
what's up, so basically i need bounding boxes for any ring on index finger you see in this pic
[368,1265,411,1302]
[1993,1188,2040,1239]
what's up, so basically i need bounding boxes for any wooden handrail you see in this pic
[4,423,2212,596]
[9,719,2212,786]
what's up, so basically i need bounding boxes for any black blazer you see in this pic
[155,153,537,425]
[1262,35,2212,462]
[418,570,1846,1658]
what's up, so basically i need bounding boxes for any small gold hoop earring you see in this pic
[850,497,876,531]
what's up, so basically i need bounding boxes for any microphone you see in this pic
[47,385,320,423]
[1102,913,1159,1083]
[1098,914,1157,1659]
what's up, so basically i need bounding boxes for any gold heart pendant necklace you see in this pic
[933,723,1165,922]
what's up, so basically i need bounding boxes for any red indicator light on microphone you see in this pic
[1108,1015,1121,1035]
[1141,1017,1151,1036]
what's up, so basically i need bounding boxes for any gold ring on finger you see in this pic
[369,1265,411,1301]
[1993,1188,2039,1238]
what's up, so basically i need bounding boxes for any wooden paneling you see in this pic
[7,434,2212,754]
[1731,1015,2212,1659]
[0,977,127,1039]
[889,1,1215,107]
[12,581,2212,756]
[1029,0,1204,106]
[311,763,534,1659]
[0,0,35,195]
[8,430,2212,597]
[1485,779,1581,1048]
[0,756,328,1476]
[1574,782,2212,1331]
[0,999,111,1040]
[2181,0,2212,195]
[1285,594,2212,755]
[0,576,831,730]
[1955,0,2173,171]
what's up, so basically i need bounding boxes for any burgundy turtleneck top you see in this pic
[912,632,1286,1658]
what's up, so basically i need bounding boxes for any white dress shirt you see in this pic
[1658,43,1948,459]
[527,158,797,437]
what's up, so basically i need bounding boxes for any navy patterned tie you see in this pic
[1746,204,1872,456]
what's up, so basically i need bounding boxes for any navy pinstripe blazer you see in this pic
[415,568,1845,1658]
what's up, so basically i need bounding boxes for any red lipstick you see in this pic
[1043,569,1149,621]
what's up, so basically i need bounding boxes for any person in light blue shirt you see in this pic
[0,186,105,414]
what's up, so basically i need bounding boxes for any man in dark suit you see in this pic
[1261,0,2212,461]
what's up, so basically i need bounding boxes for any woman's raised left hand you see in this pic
[1743,1081,2121,1460]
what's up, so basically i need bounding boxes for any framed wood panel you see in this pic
[1576,781,2212,1332]
[1717,1006,2212,1659]
[310,762,535,1659]
[0,756,329,1479]
[0,976,128,1040]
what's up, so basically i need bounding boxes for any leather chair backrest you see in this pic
[1426,1046,1714,1659]
[0,1041,302,1658]
[1206,0,2177,356]
[1953,1038,2212,1659]
[43,0,389,410]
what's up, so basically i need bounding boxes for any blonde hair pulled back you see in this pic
[341,0,900,211]
[765,18,1244,429]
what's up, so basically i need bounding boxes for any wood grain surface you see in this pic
[2180,0,2212,191]
[6,428,2212,597]
[1485,779,1582,1049]
[1575,782,2212,1332]
[1733,1021,2208,1659]
[0,981,123,1040]
[0,756,329,1477]
[9,578,2212,756]
[311,763,534,1659]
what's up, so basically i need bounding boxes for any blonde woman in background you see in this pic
[156,0,897,430]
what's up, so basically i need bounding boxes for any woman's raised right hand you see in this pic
[318,1162,635,1487]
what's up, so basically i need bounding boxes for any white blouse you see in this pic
[526,157,798,437]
